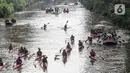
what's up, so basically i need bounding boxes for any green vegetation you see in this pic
[0,0,43,18]
[80,0,130,30]
[0,0,14,18]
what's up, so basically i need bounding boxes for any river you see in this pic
[0,1,130,73]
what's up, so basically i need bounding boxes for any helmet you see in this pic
[24,47,26,49]
[38,48,41,50]
[63,49,66,52]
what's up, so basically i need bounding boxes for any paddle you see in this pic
[87,46,89,49]
[66,21,69,24]
[0,62,9,70]
[33,55,42,68]
[78,23,82,26]
[28,53,35,60]
[72,23,83,28]
[54,48,62,61]
[33,61,37,68]
[47,22,50,25]
[4,62,11,69]
[60,47,64,53]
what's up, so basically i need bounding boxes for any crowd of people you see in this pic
[0,32,97,71]
[0,22,99,70]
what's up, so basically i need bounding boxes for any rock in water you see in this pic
[11,18,16,23]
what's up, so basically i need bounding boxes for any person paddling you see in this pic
[14,57,22,69]
[8,44,13,53]
[64,21,68,31]
[62,49,67,62]
[70,35,75,44]
[66,8,69,13]
[37,48,42,56]
[85,36,93,44]
[66,42,71,49]
[19,46,24,53]
[23,47,28,55]
[64,24,67,30]
[62,49,67,57]
[16,57,22,66]
[78,40,83,46]
[89,49,96,65]
[78,40,84,49]
[63,8,66,13]
[43,24,47,30]
[42,55,48,64]
[41,55,48,71]
[36,48,42,60]
[89,49,96,60]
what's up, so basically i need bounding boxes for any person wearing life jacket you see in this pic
[8,43,13,53]
[66,42,72,53]
[78,40,84,48]
[62,49,67,63]
[70,35,75,41]
[90,49,96,57]
[42,55,48,64]
[42,55,48,69]
[16,57,22,65]
[19,46,24,53]
[89,49,96,62]
[66,42,71,49]
[23,47,28,55]
[62,49,67,57]
[64,24,67,30]
[70,35,75,44]
[86,36,92,44]
[0,58,3,66]
[66,8,69,13]
[49,7,53,12]
[63,8,66,13]
[78,40,83,46]
[37,48,42,57]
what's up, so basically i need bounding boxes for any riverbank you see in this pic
[0,0,44,18]
[80,0,130,30]
[125,31,130,72]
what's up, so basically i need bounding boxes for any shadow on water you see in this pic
[4,24,33,44]
[15,12,36,20]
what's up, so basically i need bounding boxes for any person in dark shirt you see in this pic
[37,48,42,57]
[0,58,3,66]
